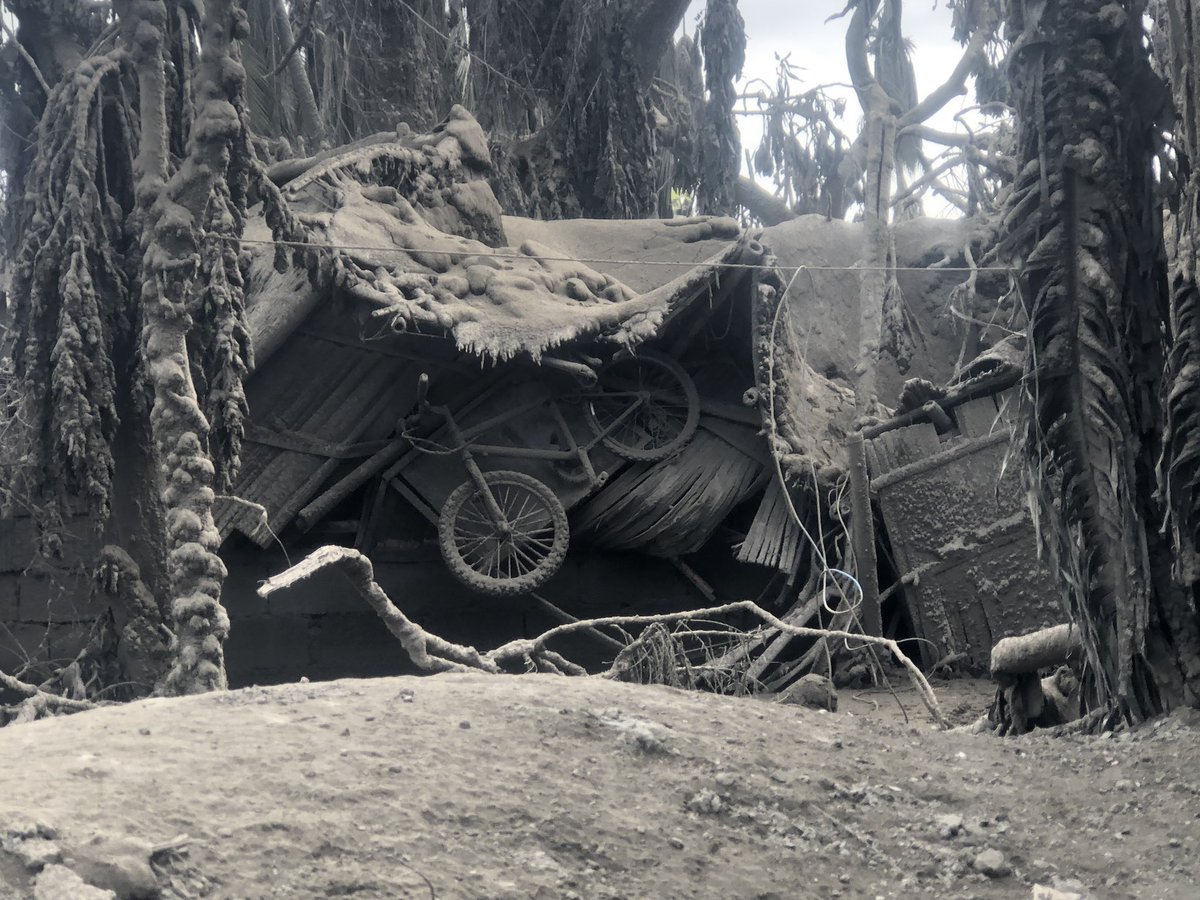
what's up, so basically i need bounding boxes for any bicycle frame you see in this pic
[424,382,651,461]
[419,391,655,526]
[409,352,700,596]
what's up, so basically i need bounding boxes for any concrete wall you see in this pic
[220,541,737,687]
[0,516,104,679]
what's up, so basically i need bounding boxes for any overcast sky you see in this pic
[684,1,973,206]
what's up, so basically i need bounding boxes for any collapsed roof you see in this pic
[224,107,857,551]
[245,106,759,366]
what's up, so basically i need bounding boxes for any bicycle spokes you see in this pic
[442,472,569,593]
[585,352,700,461]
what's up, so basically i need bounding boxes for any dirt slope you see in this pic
[0,674,1197,899]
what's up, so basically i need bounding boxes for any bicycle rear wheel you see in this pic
[585,350,700,461]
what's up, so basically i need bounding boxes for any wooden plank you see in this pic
[671,558,719,604]
[222,352,380,537]
[297,439,410,531]
[862,368,1022,438]
[243,423,391,459]
[870,428,1010,493]
[847,432,882,637]
[529,591,626,652]
[878,422,940,469]
[701,416,769,461]
[697,397,764,427]
[244,357,411,544]
[385,475,441,527]
[864,436,886,479]
[736,477,799,571]
[954,396,1002,439]
[218,347,366,535]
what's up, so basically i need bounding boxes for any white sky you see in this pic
[684,1,976,212]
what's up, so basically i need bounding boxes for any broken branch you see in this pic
[258,546,500,674]
[262,546,949,728]
[0,669,95,723]
[990,624,1082,678]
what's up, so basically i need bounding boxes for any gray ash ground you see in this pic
[0,674,1196,899]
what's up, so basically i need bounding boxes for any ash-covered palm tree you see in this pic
[3,0,259,695]
[996,0,1200,723]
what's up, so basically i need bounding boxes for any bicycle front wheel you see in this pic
[438,470,570,596]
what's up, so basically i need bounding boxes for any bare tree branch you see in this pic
[0,10,50,97]
[1,669,95,722]
[260,546,950,729]
[898,27,990,129]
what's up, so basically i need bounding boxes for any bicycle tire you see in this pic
[438,470,570,596]
[584,350,700,461]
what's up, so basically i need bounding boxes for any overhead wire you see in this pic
[223,234,1015,274]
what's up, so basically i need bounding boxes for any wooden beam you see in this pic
[529,591,626,653]
[296,439,410,531]
[847,432,882,637]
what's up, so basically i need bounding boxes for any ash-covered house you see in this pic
[0,108,1059,688]
[214,108,855,684]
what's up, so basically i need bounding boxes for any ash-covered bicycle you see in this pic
[407,349,699,596]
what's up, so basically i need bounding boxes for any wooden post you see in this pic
[847,432,882,637]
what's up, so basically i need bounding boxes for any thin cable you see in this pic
[765,267,828,567]
[822,568,863,615]
[764,271,897,681]
[225,235,1015,274]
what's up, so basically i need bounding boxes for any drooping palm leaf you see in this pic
[1159,1,1200,588]
[1002,0,1200,721]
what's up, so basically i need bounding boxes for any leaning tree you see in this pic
[3,0,260,695]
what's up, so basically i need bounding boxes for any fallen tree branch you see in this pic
[990,624,1081,678]
[262,546,949,728]
[736,176,799,225]
[0,669,95,725]
[258,546,500,674]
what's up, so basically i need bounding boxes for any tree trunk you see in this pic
[631,0,693,86]
[1003,0,1200,722]
[696,0,745,215]
[854,86,896,416]
[844,1,899,416]
[271,0,321,147]
[128,0,248,694]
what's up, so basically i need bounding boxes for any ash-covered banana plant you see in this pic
[1156,1,1200,622]
[998,0,1200,723]
[4,0,263,695]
